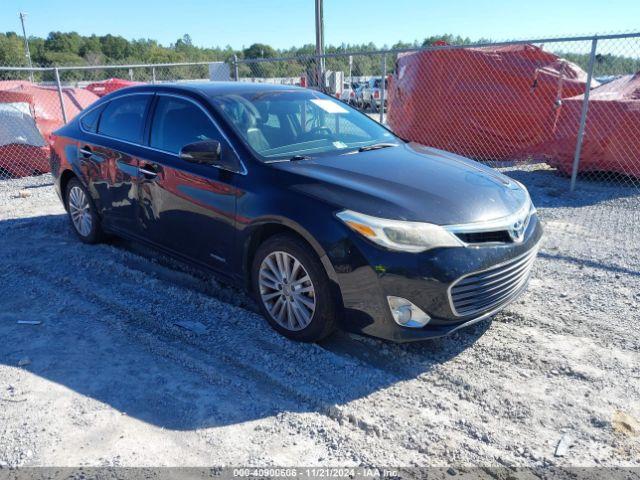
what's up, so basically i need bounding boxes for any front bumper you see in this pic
[330,214,543,342]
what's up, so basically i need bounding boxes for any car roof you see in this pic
[114,81,306,99]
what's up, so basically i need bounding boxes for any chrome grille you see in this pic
[449,246,539,317]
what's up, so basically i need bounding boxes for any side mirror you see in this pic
[179,140,221,165]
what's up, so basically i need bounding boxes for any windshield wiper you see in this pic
[358,142,398,152]
[290,154,312,161]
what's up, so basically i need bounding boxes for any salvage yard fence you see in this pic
[1,33,639,189]
[234,32,640,192]
[235,33,640,273]
[1,33,639,270]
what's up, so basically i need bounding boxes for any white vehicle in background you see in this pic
[339,82,359,105]
[354,83,367,109]
[361,77,388,111]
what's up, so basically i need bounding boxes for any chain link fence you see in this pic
[234,34,640,271]
[235,33,640,189]
[0,60,216,179]
[1,33,639,270]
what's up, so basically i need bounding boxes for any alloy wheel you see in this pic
[68,185,92,237]
[258,251,316,331]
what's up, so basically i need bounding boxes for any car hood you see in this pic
[271,143,529,225]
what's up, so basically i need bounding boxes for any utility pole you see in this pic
[18,12,34,82]
[314,0,325,89]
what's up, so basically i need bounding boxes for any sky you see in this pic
[1,0,639,50]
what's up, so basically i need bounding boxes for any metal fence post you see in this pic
[570,37,598,191]
[380,53,387,124]
[316,55,324,91]
[233,54,239,81]
[54,67,68,124]
[348,55,353,92]
[152,66,156,84]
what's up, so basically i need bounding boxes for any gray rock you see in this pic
[555,434,572,457]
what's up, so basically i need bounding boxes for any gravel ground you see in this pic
[0,168,638,472]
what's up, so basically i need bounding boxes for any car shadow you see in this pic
[0,213,489,431]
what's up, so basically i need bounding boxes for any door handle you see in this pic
[79,146,93,158]
[139,164,159,178]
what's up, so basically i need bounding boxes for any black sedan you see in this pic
[50,82,542,342]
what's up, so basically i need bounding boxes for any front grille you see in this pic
[449,246,539,317]
[455,230,512,244]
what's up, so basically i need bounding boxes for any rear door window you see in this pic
[97,95,150,143]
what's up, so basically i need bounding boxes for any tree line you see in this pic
[0,31,637,82]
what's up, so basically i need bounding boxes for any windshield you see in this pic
[210,89,399,161]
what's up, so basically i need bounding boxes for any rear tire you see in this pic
[65,178,104,244]
[252,234,337,342]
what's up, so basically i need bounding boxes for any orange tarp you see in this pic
[387,44,594,161]
[0,83,99,139]
[85,78,141,97]
[540,72,640,176]
[0,82,98,176]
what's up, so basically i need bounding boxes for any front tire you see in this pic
[65,178,104,244]
[252,234,337,342]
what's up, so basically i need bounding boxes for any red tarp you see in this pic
[0,83,99,176]
[387,44,595,161]
[85,78,141,97]
[0,80,33,90]
[539,73,640,177]
[0,144,50,177]
[0,90,47,176]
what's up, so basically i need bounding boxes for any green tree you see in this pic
[80,35,102,57]
[0,33,25,66]
[243,43,277,59]
[100,34,131,61]
[45,31,83,54]
[2,29,639,83]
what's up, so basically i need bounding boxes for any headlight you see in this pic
[336,210,463,253]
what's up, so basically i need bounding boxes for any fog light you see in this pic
[387,296,431,328]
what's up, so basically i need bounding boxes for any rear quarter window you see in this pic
[79,105,105,133]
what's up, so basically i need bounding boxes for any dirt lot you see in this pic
[0,167,638,471]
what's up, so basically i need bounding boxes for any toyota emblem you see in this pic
[509,219,526,243]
